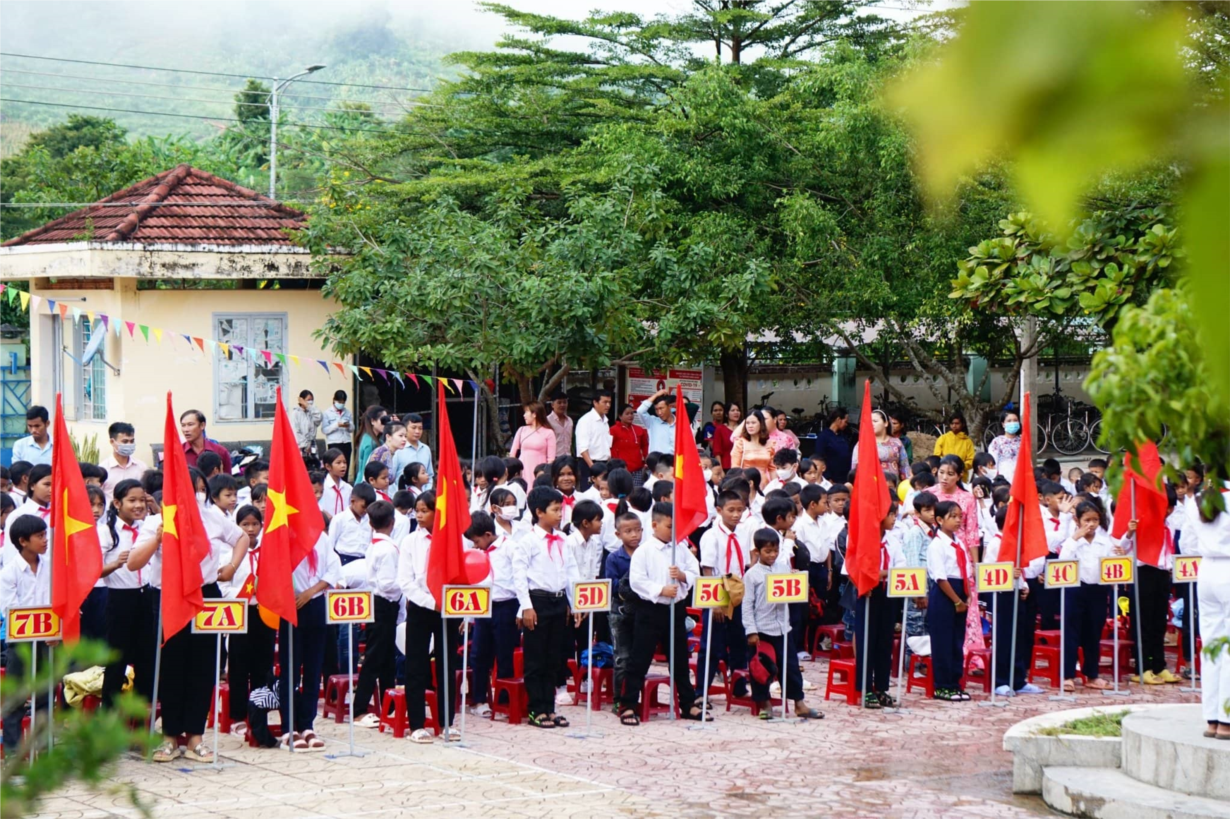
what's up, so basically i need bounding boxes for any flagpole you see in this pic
[441,617,451,736]
[860,595,870,709]
[895,597,910,711]
[30,643,38,760]
[668,505,677,721]
[287,622,296,753]
[212,634,222,766]
[150,605,163,737]
[1129,478,1145,687]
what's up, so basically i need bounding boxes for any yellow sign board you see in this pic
[441,585,492,619]
[765,572,808,604]
[1099,556,1134,585]
[327,590,375,624]
[887,568,927,598]
[191,600,248,634]
[1172,555,1200,583]
[692,576,731,609]
[977,562,1016,593]
[571,580,612,613]
[5,607,61,642]
[1044,560,1080,589]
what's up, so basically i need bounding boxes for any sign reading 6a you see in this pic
[692,577,730,609]
[442,585,492,619]
[6,607,61,642]
[571,580,611,613]
[766,572,808,604]
[327,590,374,624]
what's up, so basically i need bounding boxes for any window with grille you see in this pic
[77,317,107,421]
[213,313,287,422]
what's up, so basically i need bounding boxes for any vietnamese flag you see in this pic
[1000,392,1049,569]
[673,383,708,538]
[1112,441,1169,566]
[49,394,104,643]
[846,380,892,597]
[161,392,211,640]
[426,380,470,608]
[256,387,326,626]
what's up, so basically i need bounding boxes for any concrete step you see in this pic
[1122,704,1230,800]
[1042,766,1230,819]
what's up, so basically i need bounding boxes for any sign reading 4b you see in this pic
[571,580,611,613]
[442,585,492,619]
[327,590,374,625]
[192,600,248,634]
[6,607,61,642]
[693,576,731,609]
[1099,557,1134,585]
[977,562,1015,593]
[887,568,927,598]
[766,572,808,604]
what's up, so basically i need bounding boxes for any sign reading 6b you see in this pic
[442,585,492,619]
[766,572,808,604]
[6,607,61,642]
[571,580,611,613]
[1044,560,1080,589]
[887,568,927,598]
[1099,557,1134,585]
[693,577,730,609]
[327,590,374,624]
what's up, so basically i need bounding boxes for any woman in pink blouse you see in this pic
[933,454,987,668]
[509,401,556,476]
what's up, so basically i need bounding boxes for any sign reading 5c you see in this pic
[693,577,731,608]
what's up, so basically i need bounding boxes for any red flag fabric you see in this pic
[1000,392,1049,569]
[49,394,104,643]
[160,392,211,640]
[426,380,471,608]
[1112,441,1169,566]
[673,383,708,538]
[256,386,326,626]
[846,380,892,597]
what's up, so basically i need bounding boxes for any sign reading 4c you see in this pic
[442,585,492,619]
[1044,560,1080,589]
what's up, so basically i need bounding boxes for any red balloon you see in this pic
[463,549,491,585]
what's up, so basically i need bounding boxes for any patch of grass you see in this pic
[1034,710,1129,737]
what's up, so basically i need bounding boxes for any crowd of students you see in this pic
[2,400,1229,760]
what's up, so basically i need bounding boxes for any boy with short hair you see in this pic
[330,482,375,564]
[0,515,52,753]
[465,511,520,717]
[764,449,803,494]
[696,490,754,691]
[762,496,811,664]
[238,459,270,506]
[901,490,937,661]
[8,461,32,507]
[196,450,223,480]
[353,501,402,728]
[606,512,643,704]
[363,461,393,504]
[795,484,834,618]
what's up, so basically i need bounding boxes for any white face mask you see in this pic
[775,468,794,481]
[702,469,713,483]
[497,506,520,521]
[115,443,137,457]
[984,467,998,480]
[195,491,207,504]
[305,400,314,410]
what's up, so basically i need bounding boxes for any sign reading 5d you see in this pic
[6,607,61,642]
[327,590,374,624]
[693,576,731,608]
[766,572,808,604]
[442,585,492,619]
[887,568,927,598]
[571,580,611,613]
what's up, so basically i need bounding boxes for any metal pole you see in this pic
[47,644,54,753]
[1129,482,1145,686]
[1008,583,1021,697]
[895,597,909,709]
[779,602,788,721]
[859,595,871,709]
[268,83,278,199]
[149,605,163,736]
[30,643,37,760]
[1109,583,1127,696]
[459,618,470,744]
[982,592,1001,707]
[347,623,355,754]
[699,609,714,723]
[1187,592,1198,694]
[668,509,677,720]
[213,634,222,766]
[584,611,595,735]
[441,617,451,736]
[1050,589,1074,701]
[287,622,295,752]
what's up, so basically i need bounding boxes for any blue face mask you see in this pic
[334,402,346,411]
[1005,422,1021,435]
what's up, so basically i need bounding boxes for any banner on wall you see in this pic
[626,367,703,407]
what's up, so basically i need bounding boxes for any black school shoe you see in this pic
[862,693,882,709]
[875,691,897,708]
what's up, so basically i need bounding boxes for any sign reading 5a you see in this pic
[693,577,731,609]
[571,580,611,613]
[442,585,492,619]
[192,600,248,634]
[6,607,61,642]
[887,568,927,598]
[327,590,374,624]
[766,572,808,604]
[977,562,1015,593]
[1099,557,1134,585]
[1044,560,1080,589]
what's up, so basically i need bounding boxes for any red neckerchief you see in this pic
[544,530,564,562]
[946,532,970,586]
[561,494,576,509]
[880,538,890,573]
[122,522,143,585]
[331,483,344,514]
[719,522,744,577]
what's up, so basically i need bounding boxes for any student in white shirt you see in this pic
[763,449,805,495]
[1058,500,1119,691]
[465,511,521,718]
[1184,485,1230,738]
[982,507,1047,697]
[618,502,708,725]
[353,501,403,728]
[236,459,269,508]
[1036,480,1076,630]
[221,504,275,732]
[553,456,583,529]
[0,515,52,755]
[926,500,972,702]
[1118,484,1183,686]
[98,479,155,707]
[4,463,52,568]
[695,490,755,693]
[330,483,376,564]
[362,461,394,505]
[512,486,579,728]
[318,448,353,518]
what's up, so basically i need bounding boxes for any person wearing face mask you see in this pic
[291,390,324,458]
[321,390,355,465]
[972,452,999,483]
[988,410,1022,484]
[764,448,805,494]
[101,421,148,499]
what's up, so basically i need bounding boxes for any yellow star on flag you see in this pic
[163,505,178,538]
[675,454,684,479]
[61,490,94,537]
[437,483,448,530]
[266,488,297,532]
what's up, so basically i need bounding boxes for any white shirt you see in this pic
[763,475,804,495]
[982,531,1045,584]
[292,532,342,597]
[567,529,603,581]
[329,508,372,559]
[926,530,968,582]
[321,406,354,445]
[579,486,603,505]
[1042,509,1074,554]
[366,532,403,603]
[794,512,831,564]
[629,534,699,605]
[699,519,754,577]
[1058,531,1117,584]
[201,505,242,585]
[0,553,50,613]
[484,534,518,602]
[319,475,352,518]
[222,535,260,600]
[391,510,412,544]
[132,513,164,589]
[397,528,435,610]
[559,491,581,529]
[1183,494,1230,559]
[100,455,150,500]
[99,516,148,589]
[512,525,579,617]
[575,408,612,462]
[5,499,52,564]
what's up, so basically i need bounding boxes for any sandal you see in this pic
[956,690,971,702]
[933,689,955,702]
[409,728,434,744]
[527,712,555,729]
[876,692,897,708]
[186,743,214,763]
[1062,679,1077,693]
[280,731,309,751]
[863,693,882,709]
[796,706,824,720]
[151,740,181,763]
[618,709,640,726]
[1085,678,1110,690]
[301,730,326,751]
[1204,724,1219,738]
[684,706,714,722]
[551,715,570,728]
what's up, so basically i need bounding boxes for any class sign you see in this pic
[1044,560,1080,589]
[692,576,731,609]
[765,572,808,604]
[5,607,61,642]
[571,580,611,613]
[192,600,248,634]
[442,585,492,619]
[887,568,927,598]
[977,562,1015,593]
[327,590,374,624]
[1099,557,1134,585]
[1172,555,1200,583]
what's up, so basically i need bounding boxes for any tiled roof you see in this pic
[2,164,307,247]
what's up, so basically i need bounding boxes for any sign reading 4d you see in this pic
[693,576,731,608]
[6,607,61,642]
[571,580,611,613]
[442,585,492,619]
[1172,555,1201,583]
[327,590,375,624]
[977,562,1015,593]
[766,572,808,604]
[192,600,248,634]
[1044,560,1080,589]
[1099,557,1134,585]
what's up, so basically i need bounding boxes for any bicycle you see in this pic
[1041,394,1090,456]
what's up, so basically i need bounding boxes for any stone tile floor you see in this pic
[33,658,1198,819]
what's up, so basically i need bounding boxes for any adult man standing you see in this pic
[180,409,233,474]
[101,422,148,498]
[548,394,574,457]
[291,390,323,458]
[321,389,354,463]
[13,406,53,466]
[389,412,434,489]
[636,388,677,455]
[575,390,613,468]
[814,406,852,483]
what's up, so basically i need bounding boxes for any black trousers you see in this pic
[102,586,155,706]
[854,583,895,694]
[927,579,966,691]
[352,595,400,715]
[1064,583,1109,680]
[161,583,220,738]
[278,595,327,734]
[748,632,803,702]
[405,601,461,730]
[471,599,520,704]
[80,586,109,643]
[992,586,1035,690]
[1136,564,1171,674]
[522,592,568,716]
[1038,555,1062,630]
[2,642,51,753]
[226,606,276,720]
[695,603,747,691]
[619,599,697,712]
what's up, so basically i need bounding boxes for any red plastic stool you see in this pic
[379,688,440,738]
[80,695,102,713]
[206,683,232,733]
[1036,629,1062,646]
[811,624,845,657]
[906,654,935,698]
[1099,639,1134,679]
[825,658,859,705]
[322,674,359,723]
[725,669,781,715]
[1030,645,1062,687]
[962,648,993,694]
[640,674,676,722]
[490,678,528,725]
[569,664,615,709]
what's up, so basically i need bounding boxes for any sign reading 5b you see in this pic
[887,568,927,598]
[571,580,611,613]
[442,585,492,619]
[327,590,374,625]
[6,607,61,642]
[693,577,731,609]
[766,572,808,604]
[192,600,248,634]
[1099,557,1134,585]
[1044,560,1080,589]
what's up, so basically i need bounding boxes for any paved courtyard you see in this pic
[35,658,1198,819]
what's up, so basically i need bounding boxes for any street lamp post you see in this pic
[269,64,326,200]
